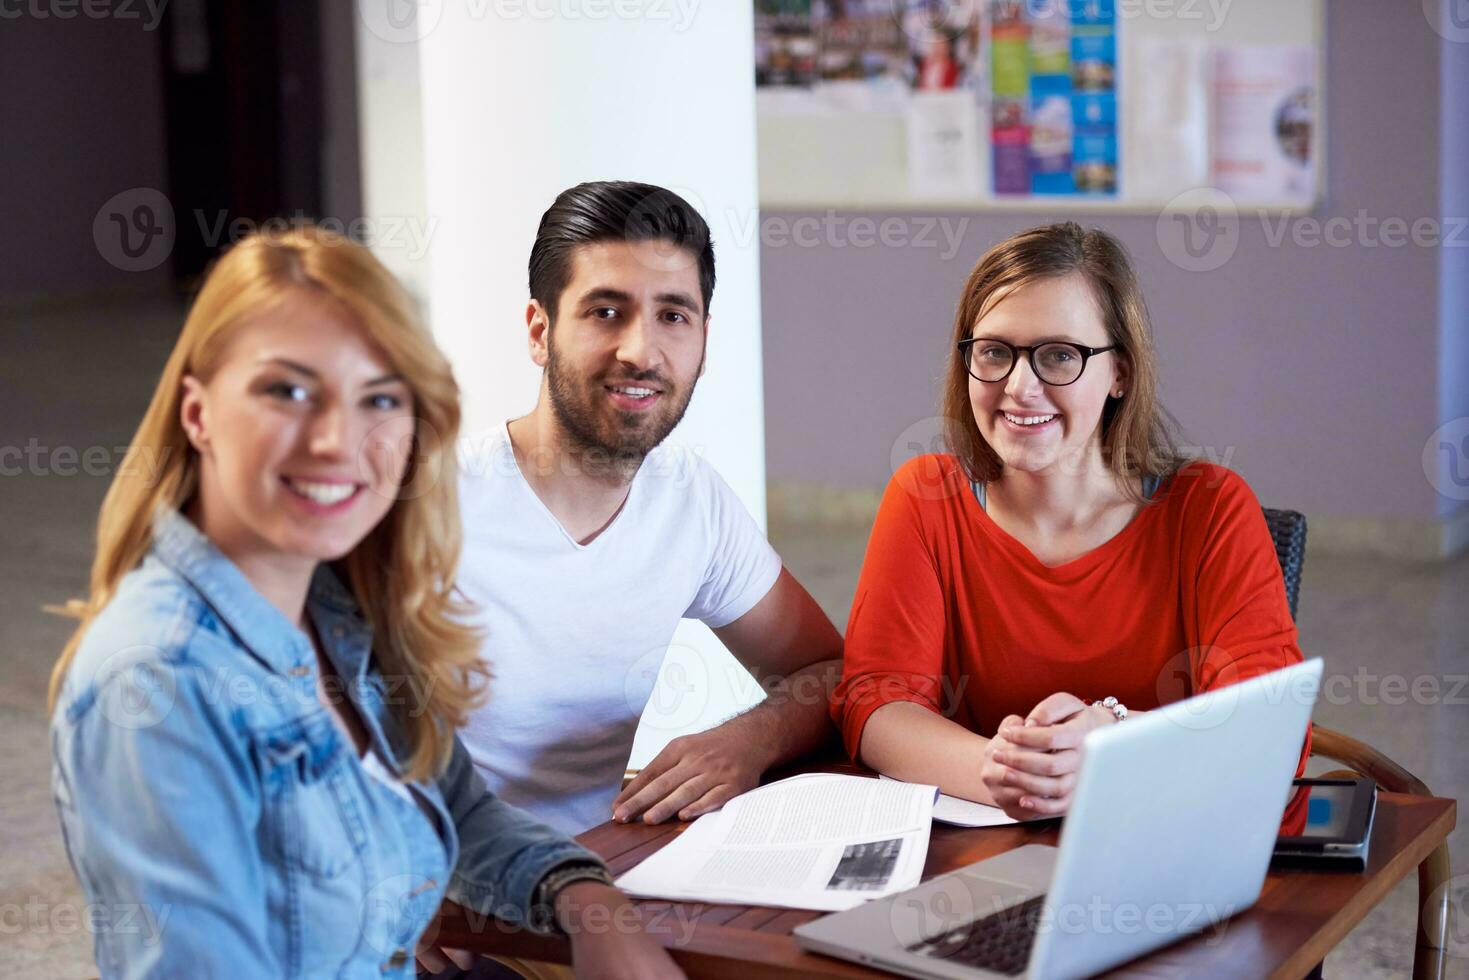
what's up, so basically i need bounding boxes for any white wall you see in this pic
[354,1,770,767]
[353,13,433,303]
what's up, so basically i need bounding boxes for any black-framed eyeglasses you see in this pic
[957,338,1117,387]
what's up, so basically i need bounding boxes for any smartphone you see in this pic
[1271,776,1377,871]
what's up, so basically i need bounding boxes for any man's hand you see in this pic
[611,568,841,826]
[414,938,475,974]
[612,728,769,824]
[557,882,686,980]
[982,693,1117,818]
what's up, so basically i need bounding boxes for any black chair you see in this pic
[1261,507,1452,980]
[1262,508,1307,620]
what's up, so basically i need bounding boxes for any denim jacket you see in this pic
[51,508,603,978]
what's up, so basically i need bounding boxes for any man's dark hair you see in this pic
[528,180,716,321]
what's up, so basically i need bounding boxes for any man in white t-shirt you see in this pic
[456,181,844,835]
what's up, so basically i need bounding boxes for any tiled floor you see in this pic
[1,300,1465,978]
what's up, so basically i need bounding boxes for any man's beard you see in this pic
[545,336,699,477]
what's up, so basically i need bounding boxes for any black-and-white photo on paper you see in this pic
[827,838,905,891]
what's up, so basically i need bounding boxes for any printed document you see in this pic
[879,774,1023,827]
[615,773,937,911]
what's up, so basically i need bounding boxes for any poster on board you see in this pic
[990,0,1118,197]
[756,0,984,94]
[755,0,818,88]
[906,90,986,199]
[896,0,984,93]
[1211,46,1315,203]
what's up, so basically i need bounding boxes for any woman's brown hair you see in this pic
[940,222,1179,500]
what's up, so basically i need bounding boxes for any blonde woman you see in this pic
[49,228,681,979]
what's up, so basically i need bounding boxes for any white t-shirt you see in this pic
[455,424,783,834]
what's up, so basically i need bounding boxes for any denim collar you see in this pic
[151,507,406,771]
[305,565,376,690]
[305,563,410,777]
[150,507,373,683]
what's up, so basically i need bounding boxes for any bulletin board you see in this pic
[755,0,1325,212]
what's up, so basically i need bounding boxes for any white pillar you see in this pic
[356,1,770,765]
[353,11,432,302]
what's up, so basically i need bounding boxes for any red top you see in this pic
[831,456,1310,772]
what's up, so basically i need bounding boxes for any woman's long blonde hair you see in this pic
[49,226,486,780]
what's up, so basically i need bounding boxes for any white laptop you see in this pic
[794,658,1323,979]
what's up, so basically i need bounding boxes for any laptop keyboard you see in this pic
[904,894,1045,976]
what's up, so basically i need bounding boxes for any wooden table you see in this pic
[432,783,1455,979]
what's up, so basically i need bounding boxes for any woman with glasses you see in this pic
[831,223,1307,820]
[48,228,682,978]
